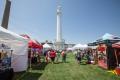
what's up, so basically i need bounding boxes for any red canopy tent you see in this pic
[28,39,43,49]
[21,34,43,68]
[20,34,43,49]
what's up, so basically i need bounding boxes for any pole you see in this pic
[114,49,119,66]
[1,0,11,29]
[29,48,32,71]
[10,50,13,67]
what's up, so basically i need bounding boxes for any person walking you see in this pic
[86,50,91,64]
[50,50,56,64]
[76,49,81,64]
[47,50,51,63]
[45,50,49,63]
[93,50,98,64]
[43,50,47,62]
[61,50,67,63]
[74,50,77,60]
[56,50,61,63]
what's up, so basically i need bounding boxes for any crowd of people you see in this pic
[43,49,68,63]
[28,49,68,64]
[28,48,99,66]
[74,49,98,64]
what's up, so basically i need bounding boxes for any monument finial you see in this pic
[57,0,60,6]
[57,0,61,8]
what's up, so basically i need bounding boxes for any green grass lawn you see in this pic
[14,53,120,80]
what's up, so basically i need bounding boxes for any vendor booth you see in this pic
[112,42,120,67]
[0,26,28,72]
[112,42,120,75]
[28,39,43,64]
[96,33,120,70]
[21,34,43,65]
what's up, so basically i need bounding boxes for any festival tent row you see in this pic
[0,26,28,72]
[88,33,120,70]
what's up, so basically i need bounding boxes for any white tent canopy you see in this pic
[73,44,82,49]
[43,43,52,49]
[102,33,120,40]
[102,33,115,40]
[73,44,88,50]
[67,47,73,51]
[0,26,28,72]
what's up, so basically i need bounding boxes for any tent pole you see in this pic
[10,50,13,67]
[29,48,32,71]
[30,59,32,71]
[114,49,119,66]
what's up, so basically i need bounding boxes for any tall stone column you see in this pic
[1,0,11,29]
[56,6,62,42]
[55,5,65,50]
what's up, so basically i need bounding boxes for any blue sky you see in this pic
[0,0,120,44]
